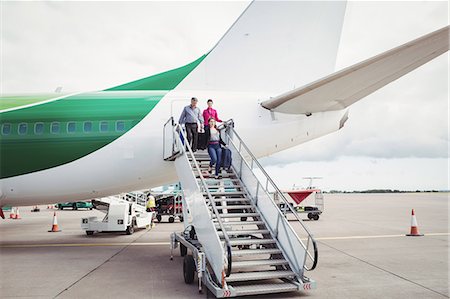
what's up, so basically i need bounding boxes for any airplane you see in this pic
[0,1,448,218]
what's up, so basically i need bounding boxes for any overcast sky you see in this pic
[1,1,448,191]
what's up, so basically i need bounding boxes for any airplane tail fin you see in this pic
[177,1,347,94]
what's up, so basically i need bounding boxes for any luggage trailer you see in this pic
[153,192,184,223]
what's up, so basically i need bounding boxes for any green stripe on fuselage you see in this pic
[0,54,207,179]
[0,94,65,110]
[0,91,165,179]
[105,55,206,91]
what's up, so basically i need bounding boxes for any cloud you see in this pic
[1,1,248,92]
[262,157,449,191]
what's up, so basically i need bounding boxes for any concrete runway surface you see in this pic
[0,193,448,298]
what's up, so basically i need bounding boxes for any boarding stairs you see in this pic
[163,118,318,298]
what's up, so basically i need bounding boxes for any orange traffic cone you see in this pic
[9,207,16,219]
[48,212,61,232]
[406,209,423,236]
[13,207,21,219]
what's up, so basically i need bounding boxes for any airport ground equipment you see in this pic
[81,195,153,235]
[153,192,183,223]
[56,201,93,210]
[164,118,318,298]
[275,188,324,221]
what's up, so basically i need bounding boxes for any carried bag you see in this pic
[197,132,207,150]
[221,148,232,169]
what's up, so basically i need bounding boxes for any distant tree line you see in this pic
[324,189,444,194]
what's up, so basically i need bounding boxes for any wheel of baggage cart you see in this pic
[179,216,184,222]
[313,214,320,221]
[307,213,313,220]
[72,203,78,210]
[86,231,94,236]
[180,243,187,256]
[156,214,162,223]
[183,255,196,284]
[126,223,134,235]
[169,216,175,223]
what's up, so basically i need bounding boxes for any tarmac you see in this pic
[0,192,448,299]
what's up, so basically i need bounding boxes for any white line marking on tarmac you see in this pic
[1,233,448,248]
[316,232,449,241]
[0,242,171,248]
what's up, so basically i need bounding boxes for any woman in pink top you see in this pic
[202,99,222,149]
[203,99,222,124]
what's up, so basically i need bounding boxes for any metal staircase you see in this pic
[164,117,318,297]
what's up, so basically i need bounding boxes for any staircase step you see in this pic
[232,259,289,269]
[204,191,245,196]
[217,229,270,236]
[229,238,275,246]
[215,205,253,210]
[226,270,295,282]
[202,179,241,183]
[214,213,259,218]
[232,248,282,256]
[212,198,250,203]
[196,174,237,179]
[231,282,298,296]
[215,220,264,226]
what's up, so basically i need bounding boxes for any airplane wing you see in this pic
[261,26,449,114]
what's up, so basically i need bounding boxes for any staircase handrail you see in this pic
[168,117,233,278]
[221,119,318,272]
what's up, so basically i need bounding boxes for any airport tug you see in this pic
[165,119,318,297]
[81,192,153,235]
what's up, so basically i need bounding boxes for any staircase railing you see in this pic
[221,120,318,277]
[163,117,233,283]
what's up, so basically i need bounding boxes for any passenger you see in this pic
[207,118,226,179]
[202,99,222,146]
[179,97,204,152]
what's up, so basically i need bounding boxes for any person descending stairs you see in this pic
[163,117,318,298]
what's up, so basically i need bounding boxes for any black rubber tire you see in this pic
[183,255,195,284]
[168,216,175,223]
[179,216,184,222]
[180,243,187,256]
[307,213,313,220]
[156,214,162,223]
[72,203,78,210]
[313,214,320,221]
[240,217,247,222]
[126,224,134,235]
[59,205,63,210]
[86,231,94,236]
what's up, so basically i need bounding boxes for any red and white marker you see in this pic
[48,212,61,232]
[406,209,423,236]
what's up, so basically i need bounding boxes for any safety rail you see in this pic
[163,117,233,280]
[221,120,318,274]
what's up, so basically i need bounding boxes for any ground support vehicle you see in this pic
[81,196,153,235]
[56,201,93,210]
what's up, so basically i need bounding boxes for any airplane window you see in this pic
[51,122,60,134]
[1,123,11,135]
[18,123,27,135]
[67,122,76,133]
[116,121,125,132]
[100,121,108,132]
[35,123,44,135]
[84,121,92,132]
